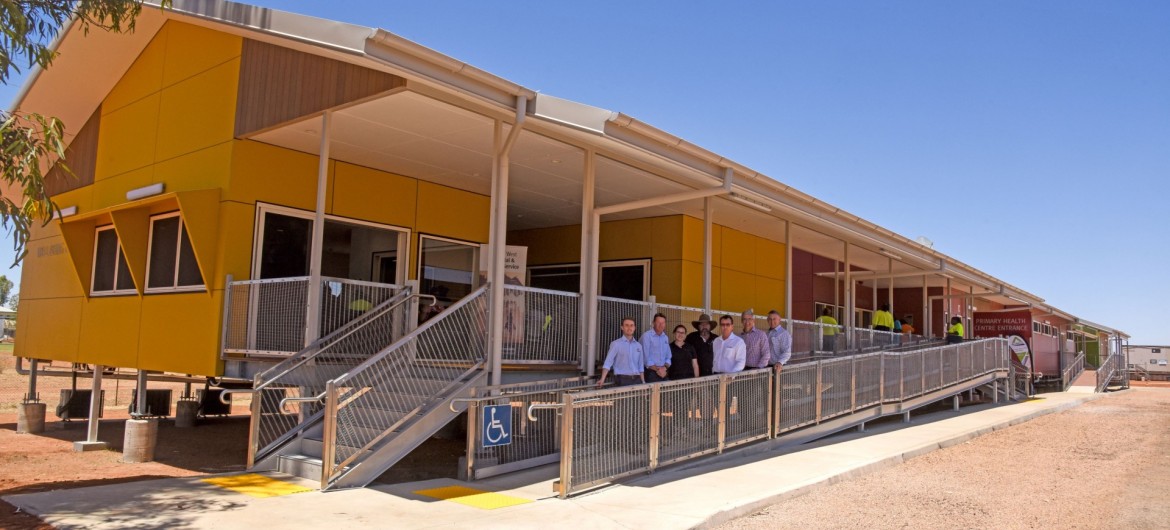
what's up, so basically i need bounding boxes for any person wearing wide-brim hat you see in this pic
[686,314,717,376]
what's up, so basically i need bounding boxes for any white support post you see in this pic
[579,150,596,374]
[945,278,952,331]
[844,243,853,349]
[488,96,527,386]
[922,274,929,338]
[74,366,108,451]
[305,111,332,346]
[585,211,601,374]
[703,196,713,313]
[887,258,894,313]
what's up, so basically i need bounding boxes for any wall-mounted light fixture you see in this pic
[126,183,165,201]
[54,205,78,219]
[729,192,772,213]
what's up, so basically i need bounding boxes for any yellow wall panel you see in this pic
[651,259,682,305]
[14,297,82,362]
[756,238,786,280]
[95,93,160,179]
[719,227,756,275]
[416,182,489,243]
[599,218,653,261]
[44,187,93,221]
[156,58,240,162]
[154,141,233,192]
[710,267,722,310]
[228,140,322,210]
[680,215,705,264]
[102,25,167,114]
[680,260,705,308]
[91,167,154,210]
[138,292,222,375]
[711,226,723,268]
[77,296,141,367]
[161,22,242,87]
[650,216,683,262]
[720,269,756,313]
[333,162,417,228]
[21,236,85,299]
[213,202,256,286]
[109,208,152,294]
[754,277,785,316]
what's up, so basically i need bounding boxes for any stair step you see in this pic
[277,454,322,481]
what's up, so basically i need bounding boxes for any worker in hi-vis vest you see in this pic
[872,304,895,332]
[946,316,964,344]
[816,307,839,353]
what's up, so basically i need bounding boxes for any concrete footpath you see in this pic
[5,390,1107,530]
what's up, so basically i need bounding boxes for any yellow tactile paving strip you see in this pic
[413,485,533,510]
[201,474,314,498]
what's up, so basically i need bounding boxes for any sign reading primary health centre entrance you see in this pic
[973,309,1033,370]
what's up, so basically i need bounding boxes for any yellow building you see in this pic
[9,0,1128,491]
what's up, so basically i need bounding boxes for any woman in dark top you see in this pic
[668,324,700,380]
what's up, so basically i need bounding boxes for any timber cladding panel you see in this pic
[235,39,406,136]
[46,107,101,197]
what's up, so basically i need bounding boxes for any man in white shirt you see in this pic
[711,314,746,374]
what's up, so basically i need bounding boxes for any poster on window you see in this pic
[479,245,528,346]
[972,309,1033,370]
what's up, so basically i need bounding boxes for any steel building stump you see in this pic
[175,400,199,428]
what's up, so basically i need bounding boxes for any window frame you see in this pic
[251,202,410,283]
[89,225,137,296]
[145,211,206,294]
[597,258,651,301]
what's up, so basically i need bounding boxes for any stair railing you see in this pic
[320,286,491,487]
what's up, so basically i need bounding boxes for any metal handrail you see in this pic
[527,402,565,421]
[449,379,607,413]
[279,393,326,414]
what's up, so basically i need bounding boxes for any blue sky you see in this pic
[2,1,1167,342]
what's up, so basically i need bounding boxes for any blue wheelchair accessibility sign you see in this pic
[482,404,512,448]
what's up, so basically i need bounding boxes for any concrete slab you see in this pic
[6,391,1107,530]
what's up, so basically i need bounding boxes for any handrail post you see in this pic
[850,355,857,413]
[464,400,479,481]
[557,392,574,499]
[716,375,728,453]
[221,274,234,356]
[766,370,775,440]
[814,361,823,425]
[320,380,338,489]
[246,373,262,468]
[648,384,661,471]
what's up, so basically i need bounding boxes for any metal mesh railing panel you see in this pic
[776,363,818,434]
[881,353,902,402]
[569,386,653,490]
[225,277,310,355]
[328,288,489,472]
[319,278,402,338]
[501,286,580,363]
[854,354,883,409]
[903,350,924,398]
[251,289,413,457]
[723,370,772,447]
[923,347,943,391]
[819,358,853,420]
[657,378,720,465]
[596,296,651,368]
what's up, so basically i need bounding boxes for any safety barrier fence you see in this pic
[457,376,605,480]
[240,288,416,467]
[321,286,490,486]
[553,338,1010,497]
[223,275,404,357]
[501,285,580,364]
[1061,353,1086,390]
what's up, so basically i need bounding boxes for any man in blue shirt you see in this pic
[766,310,793,372]
[598,317,645,387]
[641,313,671,382]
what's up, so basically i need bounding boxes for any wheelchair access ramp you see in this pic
[247,287,490,491]
[548,337,1014,497]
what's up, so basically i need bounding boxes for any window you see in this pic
[1033,321,1040,333]
[146,213,204,291]
[598,259,650,301]
[253,204,407,283]
[418,235,479,306]
[91,226,136,295]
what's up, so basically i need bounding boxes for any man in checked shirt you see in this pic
[740,309,770,370]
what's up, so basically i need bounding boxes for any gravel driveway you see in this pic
[720,387,1170,530]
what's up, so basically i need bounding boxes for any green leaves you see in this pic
[0,110,67,264]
